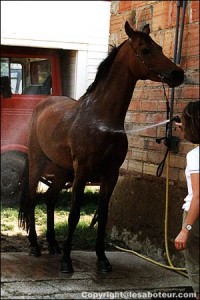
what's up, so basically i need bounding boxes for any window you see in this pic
[10,63,22,94]
[0,57,52,95]
[1,58,9,77]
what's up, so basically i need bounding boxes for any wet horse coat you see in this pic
[19,22,184,273]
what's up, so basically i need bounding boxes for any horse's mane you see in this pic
[83,40,127,96]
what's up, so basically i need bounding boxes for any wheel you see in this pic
[1,151,27,206]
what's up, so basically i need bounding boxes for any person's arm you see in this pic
[183,173,199,226]
[174,173,199,251]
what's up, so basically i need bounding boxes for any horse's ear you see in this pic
[142,24,150,35]
[125,21,135,38]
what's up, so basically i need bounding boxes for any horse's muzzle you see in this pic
[165,68,184,87]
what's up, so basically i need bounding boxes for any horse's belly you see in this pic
[41,143,73,170]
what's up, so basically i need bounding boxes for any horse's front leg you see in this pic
[95,170,119,272]
[60,179,85,273]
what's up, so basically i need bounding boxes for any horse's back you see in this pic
[34,96,76,113]
[30,96,77,134]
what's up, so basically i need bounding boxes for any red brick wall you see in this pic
[109,1,199,182]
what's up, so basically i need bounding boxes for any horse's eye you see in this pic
[141,48,149,55]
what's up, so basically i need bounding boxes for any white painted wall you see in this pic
[1,1,111,98]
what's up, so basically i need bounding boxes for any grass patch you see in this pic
[1,208,18,219]
[1,223,14,231]
[53,218,98,250]
[1,188,112,251]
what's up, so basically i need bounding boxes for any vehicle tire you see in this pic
[1,151,27,207]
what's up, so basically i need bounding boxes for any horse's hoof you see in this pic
[48,244,62,255]
[96,258,112,272]
[29,246,41,257]
[60,260,74,273]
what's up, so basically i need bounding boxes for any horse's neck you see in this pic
[87,54,137,127]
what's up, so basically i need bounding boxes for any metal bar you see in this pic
[168,1,182,139]
[169,0,187,136]
[177,0,187,64]
[173,1,182,63]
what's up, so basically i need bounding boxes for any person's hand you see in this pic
[174,228,189,251]
[175,121,183,133]
[175,122,182,126]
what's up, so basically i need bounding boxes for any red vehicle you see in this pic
[1,45,74,203]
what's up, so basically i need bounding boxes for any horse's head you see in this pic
[125,22,184,87]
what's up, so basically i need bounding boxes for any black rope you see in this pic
[156,148,169,177]
[156,81,171,177]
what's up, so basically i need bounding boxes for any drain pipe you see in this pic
[169,0,187,129]
[177,0,187,64]
[167,0,181,131]
[163,0,187,271]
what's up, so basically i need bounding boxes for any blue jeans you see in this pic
[183,210,199,295]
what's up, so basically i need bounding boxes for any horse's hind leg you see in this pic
[45,165,71,254]
[61,175,86,273]
[28,155,47,256]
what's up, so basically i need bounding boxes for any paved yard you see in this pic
[1,251,195,299]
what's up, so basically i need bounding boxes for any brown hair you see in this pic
[182,100,200,144]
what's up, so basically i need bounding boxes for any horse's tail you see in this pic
[18,157,30,232]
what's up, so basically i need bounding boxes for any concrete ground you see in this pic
[1,251,195,299]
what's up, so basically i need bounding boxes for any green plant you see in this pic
[1,223,14,231]
[1,188,105,250]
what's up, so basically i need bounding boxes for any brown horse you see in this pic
[18,22,184,273]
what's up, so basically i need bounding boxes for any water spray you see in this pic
[156,115,180,148]
[126,116,180,134]
[98,116,181,135]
